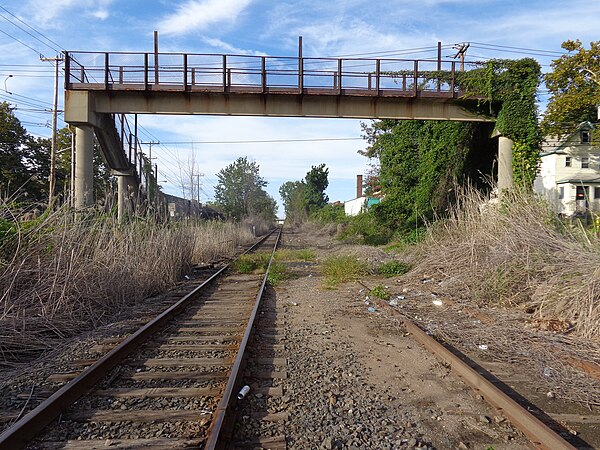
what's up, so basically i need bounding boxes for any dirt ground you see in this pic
[1,223,598,449]
[276,225,532,449]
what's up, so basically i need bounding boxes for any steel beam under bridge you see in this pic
[65,89,494,122]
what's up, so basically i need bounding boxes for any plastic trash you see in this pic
[477,344,488,350]
[367,306,377,313]
[432,299,443,306]
[389,298,399,307]
[543,367,552,377]
[237,385,250,400]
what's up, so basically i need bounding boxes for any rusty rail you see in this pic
[205,226,282,449]
[64,51,461,98]
[379,303,576,450]
[0,229,278,450]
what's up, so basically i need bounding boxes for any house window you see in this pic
[565,156,571,167]
[581,129,591,144]
[576,185,589,200]
[595,187,600,199]
[559,186,564,199]
[582,156,589,169]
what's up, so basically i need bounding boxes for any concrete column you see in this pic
[117,175,126,224]
[74,125,94,208]
[498,136,514,191]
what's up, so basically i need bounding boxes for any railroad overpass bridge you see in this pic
[63,50,510,219]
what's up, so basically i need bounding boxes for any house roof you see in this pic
[556,172,600,185]
[540,121,596,157]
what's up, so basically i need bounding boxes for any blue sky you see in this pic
[1,0,599,216]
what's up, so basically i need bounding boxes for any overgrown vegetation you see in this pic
[377,260,411,277]
[414,187,600,338]
[368,284,390,300]
[321,255,368,289]
[0,206,256,368]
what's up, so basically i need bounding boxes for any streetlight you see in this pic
[3,75,12,94]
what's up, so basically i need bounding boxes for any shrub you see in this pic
[377,260,411,277]
[369,284,391,300]
[322,255,368,288]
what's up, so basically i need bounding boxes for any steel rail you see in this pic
[205,226,282,450]
[0,229,277,450]
[380,303,576,450]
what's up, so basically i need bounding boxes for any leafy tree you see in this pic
[542,40,600,138]
[279,180,306,219]
[303,163,329,211]
[214,156,276,221]
[0,102,31,197]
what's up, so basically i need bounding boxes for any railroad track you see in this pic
[0,227,282,450]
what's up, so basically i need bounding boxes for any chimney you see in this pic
[356,174,363,199]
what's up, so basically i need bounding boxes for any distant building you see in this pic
[163,193,223,220]
[344,174,381,216]
[534,122,599,217]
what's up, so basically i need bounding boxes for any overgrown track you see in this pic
[0,227,282,450]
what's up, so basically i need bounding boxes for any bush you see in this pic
[312,203,346,223]
[322,255,368,288]
[377,260,411,277]
[369,284,391,300]
[338,211,393,246]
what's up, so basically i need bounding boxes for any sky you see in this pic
[1,0,599,217]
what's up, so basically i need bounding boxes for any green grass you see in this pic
[233,252,271,274]
[274,248,316,262]
[369,284,390,300]
[377,260,412,277]
[267,261,290,285]
[233,252,291,286]
[322,255,368,289]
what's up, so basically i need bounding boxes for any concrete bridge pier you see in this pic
[116,171,138,223]
[498,136,514,191]
[74,125,94,209]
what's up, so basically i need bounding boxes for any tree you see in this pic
[303,164,329,211]
[0,102,31,197]
[214,157,276,221]
[542,40,600,138]
[279,180,307,220]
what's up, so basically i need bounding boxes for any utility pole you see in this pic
[40,54,64,208]
[452,43,470,72]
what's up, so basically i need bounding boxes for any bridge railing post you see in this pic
[337,59,342,94]
[261,57,266,93]
[450,61,456,97]
[413,60,419,96]
[104,52,109,90]
[298,57,304,93]
[222,55,227,92]
[183,54,188,92]
[64,51,70,88]
[375,59,381,95]
[144,53,149,90]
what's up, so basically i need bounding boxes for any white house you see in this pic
[534,122,600,216]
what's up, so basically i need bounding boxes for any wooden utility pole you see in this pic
[452,43,470,72]
[40,54,64,208]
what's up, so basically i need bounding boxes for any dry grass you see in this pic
[0,206,259,367]
[413,186,600,339]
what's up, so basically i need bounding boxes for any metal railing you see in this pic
[65,51,462,97]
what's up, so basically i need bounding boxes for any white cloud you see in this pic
[26,0,114,25]
[201,37,265,56]
[158,0,253,36]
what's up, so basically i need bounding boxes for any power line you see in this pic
[469,42,565,57]
[0,10,61,54]
[0,27,43,56]
[158,137,363,145]
[0,6,64,52]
